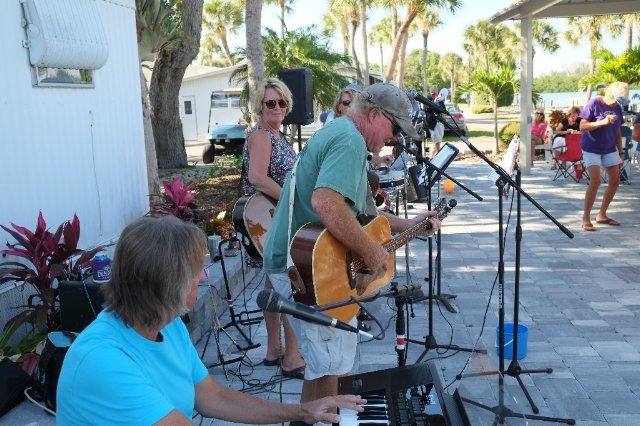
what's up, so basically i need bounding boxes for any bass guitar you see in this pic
[289,198,456,323]
[232,192,277,261]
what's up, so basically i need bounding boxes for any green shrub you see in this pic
[498,121,520,151]
[471,104,493,114]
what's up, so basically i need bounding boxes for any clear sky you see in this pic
[224,0,626,79]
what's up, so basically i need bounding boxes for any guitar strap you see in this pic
[285,157,306,294]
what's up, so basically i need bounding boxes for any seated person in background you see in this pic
[530,109,548,165]
[633,111,640,143]
[56,216,364,425]
[551,106,582,169]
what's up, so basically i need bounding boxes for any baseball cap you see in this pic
[607,81,630,107]
[360,83,423,141]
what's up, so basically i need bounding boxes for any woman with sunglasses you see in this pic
[242,78,306,378]
[530,109,548,165]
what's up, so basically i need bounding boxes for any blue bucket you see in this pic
[495,323,528,360]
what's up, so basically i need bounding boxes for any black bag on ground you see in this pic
[32,331,76,412]
[0,357,33,417]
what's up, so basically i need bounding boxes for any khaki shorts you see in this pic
[267,273,358,380]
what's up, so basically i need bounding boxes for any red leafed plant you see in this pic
[150,176,209,222]
[0,212,106,336]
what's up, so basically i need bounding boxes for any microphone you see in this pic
[257,289,373,338]
[406,88,449,116]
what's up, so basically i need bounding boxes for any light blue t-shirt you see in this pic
[57,310,208,425]
[263,117,374,273]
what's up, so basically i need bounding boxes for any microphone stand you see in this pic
[432,114,575,424]
[391,142,484,360]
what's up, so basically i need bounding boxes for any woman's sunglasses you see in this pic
[340,99,352,107]
[264,99,288,109]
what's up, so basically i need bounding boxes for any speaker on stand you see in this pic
[278,67,314,151]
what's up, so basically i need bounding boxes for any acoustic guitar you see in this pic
[232,192,277,261]
[288,198,456,323]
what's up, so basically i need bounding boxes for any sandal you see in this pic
[581,223,596,232]
[263,357,282,366]
[282,365,305,380]
[595,218,620,226]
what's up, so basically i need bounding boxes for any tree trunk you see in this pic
[421,32,429,93]
[396,31,408,88]
[150,0,204,169]
[391,6,398,38]
[360,0,369,87]
[379,44,384,74]
[279,0,285,39]
[625,17,633,51]
[246,0,265,125]
[140,67,160,204]
[220,31,236,66]
[384,10,419,83]
[350,23,363,84]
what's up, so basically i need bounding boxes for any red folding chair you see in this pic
[553,133,586,182]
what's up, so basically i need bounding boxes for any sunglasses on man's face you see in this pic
[340,99,352,107]
[264,99,288,109]
[382,112,402,137]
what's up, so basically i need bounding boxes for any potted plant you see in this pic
[0,212,106,369]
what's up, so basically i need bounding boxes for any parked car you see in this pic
[203,124,247,163]
[443,102,467,135]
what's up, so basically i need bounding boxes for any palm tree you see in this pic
[381,0,460,83]
[415,8,441,93]
[622,13,640,50]
[564,16,623,101]
[232,27,351,110]
[439,52,463,103]
[461,65,517,153]
[395,20,418,88]
[359,0,370,87]
[265,0,295,39]
[323,6,350,55]
[135,0,182,197]
[202,0,244,66]
[149,0,205,169]
[245,0,265,124]
[329,0,363,84]
[463,20,513,71]
[369,17,394,74]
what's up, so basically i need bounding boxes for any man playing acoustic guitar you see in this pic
[263,83,441,425]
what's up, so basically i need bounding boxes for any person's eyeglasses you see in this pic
[264,99,288,109]
[382,112,402,137]
[340,99,351,107]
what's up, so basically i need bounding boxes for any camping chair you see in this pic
[553,133,586,182]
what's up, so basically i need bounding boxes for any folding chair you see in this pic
[553,133,586,182]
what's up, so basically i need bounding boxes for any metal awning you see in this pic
[490,0,640,23]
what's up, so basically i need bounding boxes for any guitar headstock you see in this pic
[433,198,457,221]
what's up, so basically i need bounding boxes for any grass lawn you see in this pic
[442,127,493,141]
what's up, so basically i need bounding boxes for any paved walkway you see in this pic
[5,159,640,425]
[195,159,640,426]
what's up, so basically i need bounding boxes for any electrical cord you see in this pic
[24,387,56,416]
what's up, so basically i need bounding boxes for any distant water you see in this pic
[538,89,640,109]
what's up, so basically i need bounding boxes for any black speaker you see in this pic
[278,68,314,125]
[59,279,105,332]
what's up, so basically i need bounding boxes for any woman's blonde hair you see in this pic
[251,78,294,120]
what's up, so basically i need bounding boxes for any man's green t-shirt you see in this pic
[263,117,373,274]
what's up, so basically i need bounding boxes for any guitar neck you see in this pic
[351,219,432,272]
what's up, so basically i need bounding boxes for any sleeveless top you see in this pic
[242,124,297,194]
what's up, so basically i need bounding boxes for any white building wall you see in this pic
[0,0,147,249]
[179,67,238,141]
